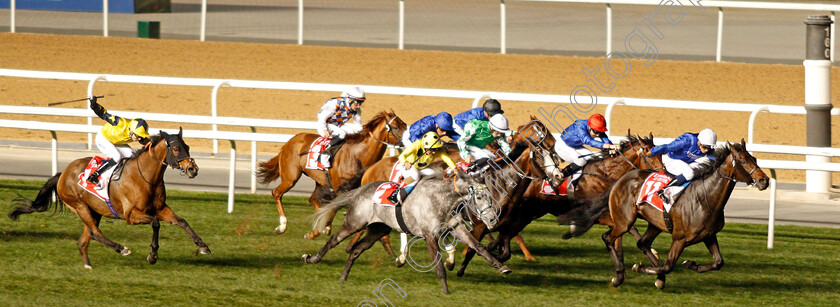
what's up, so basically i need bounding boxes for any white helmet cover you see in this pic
[488,114,511,134]
[345,86,365,101]
[698,128,717,146]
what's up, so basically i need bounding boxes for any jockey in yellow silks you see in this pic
[87,96,151,185]
[388,132,458,205]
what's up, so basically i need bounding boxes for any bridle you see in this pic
[138,137,194,184]
[368,114,404,148]
[517,120,562,181]
[617,139,662,172]
[716,149,759,185]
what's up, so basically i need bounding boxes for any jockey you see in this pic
[555,114,619,181]
[401,112,458,147]
[389,132,458,205]
[87,96,151,185]
[453,99,504,137]
[456,114,512,165]
[316,86,365,168]
[648,128,717,204]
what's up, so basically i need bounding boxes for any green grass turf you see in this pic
[1,179,838,306]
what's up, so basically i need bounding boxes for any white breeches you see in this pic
[398,166,436,189]
[662,155,710,181]
[463,145,496,161]
[318,123,362,139]
[95,132,134,163]
[453,124,465,138]
[555,140,594,166]
[401,130,412,147]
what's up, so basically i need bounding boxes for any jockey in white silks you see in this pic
[316,86,365,168]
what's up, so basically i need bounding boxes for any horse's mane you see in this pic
[343,111,391,144]
[685,143,732,183]
[133,133,165,156]
[618,133,653,151]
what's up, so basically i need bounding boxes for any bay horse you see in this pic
[595,140,769,289]
[457,132,664,277]
[257,111,406,239]
[9,129,208,269]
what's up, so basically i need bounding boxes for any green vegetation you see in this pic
[1,179,838,306]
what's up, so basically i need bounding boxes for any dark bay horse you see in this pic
[457,132,663,276]
[257,111,406,239]
[594,140,769,289]
[9,129,208,269]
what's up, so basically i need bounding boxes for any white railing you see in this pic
[7,1,837,62]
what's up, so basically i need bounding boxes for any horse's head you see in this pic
[367,110,406,148]
[451,170,500,229]
[511,116,563,188]
[160,128,199,178]
[722,139,769,190]
[621,131,664,171]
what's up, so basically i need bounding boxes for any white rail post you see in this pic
[399,0,405,50]
[747,106,769,143]
[211,81,230,156]
[716,7,723,62]
[298,0,304,45]
[500,0,506,54]
[606,3,612,55]
[10,0,15,33]
[200,0,207,41]
[228,140,237,213]
[472,93,493,108]
[832,12,836,63]
[604,99,625,137]
[86,76,107,150]
[803,15,833,194]
[251,127,257,194]
[103,0,108,37]
[51,131,58,176]
[767,169,777,249]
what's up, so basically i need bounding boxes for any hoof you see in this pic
[324,226,332,236]
[499,266,512,275]
[655,279,666,289]
[395,255,406,268]
[611,276,624,287]
[275,224,287,234]
[197,246,211,255]
[304,231,320,240]
[445,259,455,271]
[302,254,311,263]
[632,263,643,273]
[682,260,696,269]
[120,247,132,256]
[84,264,93,269]
[652,248,660,260]
[147,253,158,264]
[525,256,537,262]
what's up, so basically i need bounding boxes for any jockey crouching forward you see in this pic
[402,112,459,147]
[88,96,151,185]
[555,114,618,181]
[388,132,458,205]
[317,86,365,169]
[457,114,513,166]
[452,98,504,137]
[648,128,717,204]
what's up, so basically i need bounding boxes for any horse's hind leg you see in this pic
[272,164,302,235]
[78,212,102,269]
[156,205,210,255]
[148,219,160,264]
[682,235,724,273]
[303,215,367,264]
[379,235,395,257]
[338,223,392,282]
[513,234,536,262]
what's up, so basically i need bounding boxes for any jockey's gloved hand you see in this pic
[89,96,98,104]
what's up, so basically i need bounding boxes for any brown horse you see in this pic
[594,140,769,289]
[9,129,208,269]
[457,132,664,276]
[257,111,406,239]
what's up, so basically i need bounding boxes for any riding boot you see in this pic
[558,163,582,182]
[319,136,345,169]
[656,174,687,205]
[88,158,116,185]
[387,187,409,205]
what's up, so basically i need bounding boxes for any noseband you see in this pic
[369,114,404,148]
[139,138,194,184]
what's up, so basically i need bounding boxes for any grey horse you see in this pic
[302,170,510,295]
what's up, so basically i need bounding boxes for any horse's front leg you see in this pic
[453,225,511,276]
[682,235,724,273]
[156,205,211,255]
[125,208,161,264]
[637,239,687,289]
[631,225,665,285]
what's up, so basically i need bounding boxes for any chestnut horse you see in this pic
[9,129,208,269]
[457,132,664,276]
[257,111,406,239]
[590,140,769,289]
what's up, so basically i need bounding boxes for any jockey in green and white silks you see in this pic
[456,114,513,164]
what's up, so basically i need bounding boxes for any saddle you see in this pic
[77,157,124,218]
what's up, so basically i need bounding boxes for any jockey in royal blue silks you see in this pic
[316,86,365,168]
[648,128,718,204]
[401,112,458,147]
[452,99,504,137]
[555,113,619,181]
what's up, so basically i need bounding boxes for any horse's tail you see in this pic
[9,173,64,221]
[561,186,613,239]
[257,154,282,185]
[312,185,366,232]
[314,166,370,202]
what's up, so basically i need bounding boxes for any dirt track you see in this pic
[0,33,837,183]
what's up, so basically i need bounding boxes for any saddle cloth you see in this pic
[77,156,115,202]
[305,137,330,170]
[388,161,403,183]
[373,182,400,207]
[539,170,583,196]
[637,172,688,212]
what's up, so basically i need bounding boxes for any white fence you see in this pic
[6,1,840,62]
[1,68,839,248]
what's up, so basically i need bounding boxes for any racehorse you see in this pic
[257,111,406,239]
[303,169,510,295]
[588,140,769,289]
[457,132,664,276]
[9,129,208,268]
